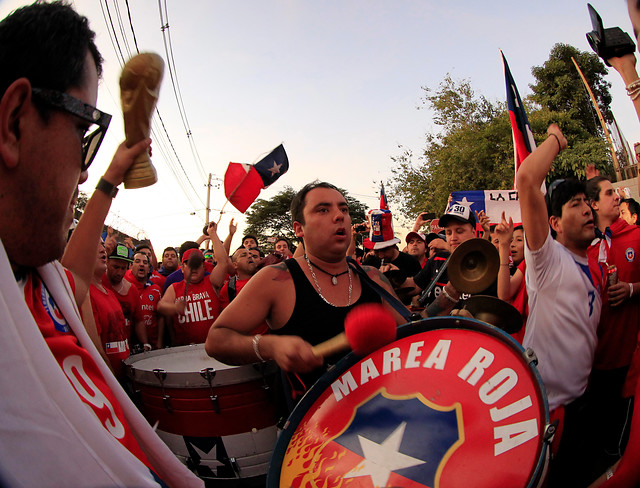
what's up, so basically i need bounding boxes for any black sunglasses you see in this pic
[31,87,112,171]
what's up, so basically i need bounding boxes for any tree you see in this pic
[530,43,612,137]
[389,44,615,219]
[244,185,368,248]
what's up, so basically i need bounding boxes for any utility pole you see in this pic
[205,173,212,225]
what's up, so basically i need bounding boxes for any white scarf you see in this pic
[0,240,203,488]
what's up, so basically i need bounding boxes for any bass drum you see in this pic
[268,316,552,488]
[125,344,279,486]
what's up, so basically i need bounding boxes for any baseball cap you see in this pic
[424,232,446,244]
[439,203,476,228]
[109,243,133,262]
[182,248,205,264]
[405,232,426,244]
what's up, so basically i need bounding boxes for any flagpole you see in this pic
[571,57,622,181]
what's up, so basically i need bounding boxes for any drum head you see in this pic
[268,316,549,488]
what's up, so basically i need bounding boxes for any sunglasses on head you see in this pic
[31,87,112,172]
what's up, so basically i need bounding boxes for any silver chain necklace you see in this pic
[305,254,352,307]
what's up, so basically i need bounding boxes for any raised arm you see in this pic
[207,222,230,290]
[222,218,237,256]
[515,125,567,251]
[62,139,151,305]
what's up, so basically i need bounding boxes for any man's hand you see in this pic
[607,53,638,81]
[207,221,218,238]
[102,138,152,186]
[228,218,237,235]
[475,210,491,238]
[608,281,631,307]
[428,238,448,254]
[262,335,324,373]
[547,124,568,151]
[494,211,514,248]
[175,296,187,316]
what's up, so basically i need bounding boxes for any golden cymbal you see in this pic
[463,295,523,334]
[448,238,499,294]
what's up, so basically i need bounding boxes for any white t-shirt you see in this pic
[523,230,601,411]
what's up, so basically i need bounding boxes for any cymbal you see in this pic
[448,238,499,294]
[463,295,523,334]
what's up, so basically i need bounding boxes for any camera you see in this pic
[421,212,436,221]
[586,3,635,66]
[354,223,368,233]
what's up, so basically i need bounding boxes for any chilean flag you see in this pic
[502,51,536,190]
[223,144,289,213]
[380,182,389,210]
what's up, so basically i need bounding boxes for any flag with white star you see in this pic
[449,190,522,226]
[224,144,289,213]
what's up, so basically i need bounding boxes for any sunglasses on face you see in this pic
[31,87,112,172]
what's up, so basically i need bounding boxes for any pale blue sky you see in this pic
[0,0,636,251]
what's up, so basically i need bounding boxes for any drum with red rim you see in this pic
[268,316,551,488]
[125,344,279,483]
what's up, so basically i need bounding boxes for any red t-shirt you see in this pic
[89,283,130,380]
[219,277,269,335]
[171,278,221,345]
[102,275,144,343]
[19,269,150,468]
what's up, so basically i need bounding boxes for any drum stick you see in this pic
[311,304,397,359]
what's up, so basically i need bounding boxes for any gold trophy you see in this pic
[119,52,164,189]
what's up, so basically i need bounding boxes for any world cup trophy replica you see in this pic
[120,52,164,189]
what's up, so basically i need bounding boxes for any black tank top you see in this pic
[274,259,381,359]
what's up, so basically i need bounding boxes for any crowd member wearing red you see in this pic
[90,241,130,381]
[586,175,640,472]
[133,241,165,289]
[0,3,201,484]
[495,213,528,344]
[102,243,147,348]
[125,251,164,350]
[159,223,229,345]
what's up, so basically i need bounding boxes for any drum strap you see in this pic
[347,257,413,321]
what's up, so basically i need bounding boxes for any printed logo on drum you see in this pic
[333,392,462,487]
[40,282,69,333]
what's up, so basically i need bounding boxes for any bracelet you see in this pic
[441,287,458,304]
[143,343,152,351]
[500,263,510,267]
[252,334,266,362]
[548,133,563,153]
[630,282,634,297]
[95,177,119,198]
[626,78,640,92]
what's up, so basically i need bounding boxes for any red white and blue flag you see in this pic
[379,182,389,210]
[450,190,522,226]
[224,144,289,213]
[502,51,536,190]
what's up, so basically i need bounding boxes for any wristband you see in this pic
[548,133,563,152]
[95,177,119,198]
[143,343,152,351]
[441,287,458,304]
[252,334,266,362]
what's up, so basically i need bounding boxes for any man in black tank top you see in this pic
[205,181,405,382]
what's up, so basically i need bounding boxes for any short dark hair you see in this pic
[162,246,177,256]
[585,175,611,203]
[290,181,340,225]
[0,2,103,99]
[545,178,587,219]
[242,234,258,245]
[178,241,200,261]
[623,197,640,218]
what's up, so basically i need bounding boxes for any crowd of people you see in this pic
[1,1,640,488]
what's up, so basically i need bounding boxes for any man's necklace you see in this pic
[305,255,349,285]
[305,254,352,307]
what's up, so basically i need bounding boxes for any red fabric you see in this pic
[102,276,144,344]
[149,270,165,289]
[587,219,640,371]
[224,162,265,213]
[22,270,150,468]
[171,278,221,345]
[89,284,129,380]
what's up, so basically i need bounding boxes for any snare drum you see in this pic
[125,344,279,482]
[268,317,552,488]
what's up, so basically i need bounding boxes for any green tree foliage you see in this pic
[244,185,368,248]
[389,44,614,219]
[530,43,612,136]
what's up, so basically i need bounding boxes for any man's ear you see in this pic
[0,78,32,169]
[293,221,304,238]
[589,199,600,212]
[549,215,561,234]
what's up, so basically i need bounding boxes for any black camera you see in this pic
[354,223,368,233]
[586,3,635,66]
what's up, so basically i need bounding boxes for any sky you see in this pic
[0,0,638,253]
